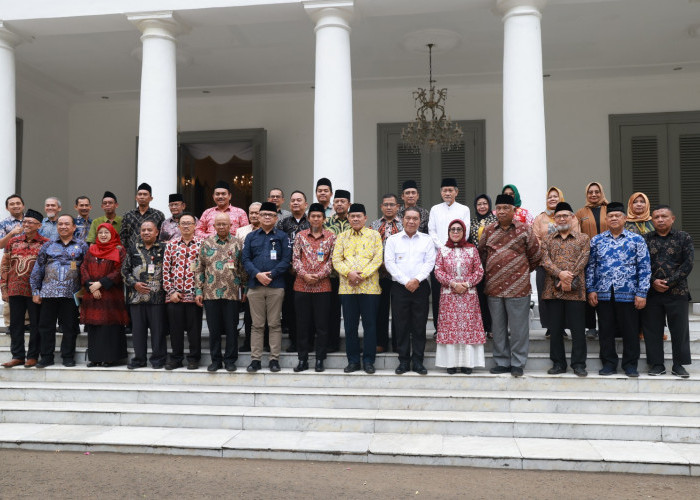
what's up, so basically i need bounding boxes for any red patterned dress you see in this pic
[434,244,486,368]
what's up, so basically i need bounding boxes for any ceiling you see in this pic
[5,0,700,102]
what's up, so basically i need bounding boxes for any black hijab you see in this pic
[473,194,493,222]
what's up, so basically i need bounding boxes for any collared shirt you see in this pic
[323,206,334,218]
[120,207,166,250]
[74,216,93,242]
[163,237,202,303]
[644,229,694,298]
[30,237,89,298]
[324,214,351,235]
[541,231,590,301]
[586,229,651,302]
[397,205,430,234]
[39,218,59,241]
[236,224,257,245]
[0,216,22,239]
[121,240,166,304]
[292,228,336,293]
[277,213,310,244]
[87,215,123,244]
[478,220,541,298]
[384,230,436,286]
[1,233,49,297]
[195,205,249,239]
[242,228,291,289]
[195,233,246,301]
[159,216,198,243]
[277,208,292,219]
[428,201,471,249]
[371,216,404,279]
[332,227,383,295]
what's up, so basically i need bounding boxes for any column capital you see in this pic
[127,11,189,42]
[303,1,354,31]
[496,0,546,19]
[0,21,24,50]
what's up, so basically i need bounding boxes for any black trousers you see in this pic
[130,303,167,366]
[204,299,239,363]
[391,280,430,365]
[166,302,203,363]
[295,291,330,361]
[597,291,640,370]
[585,302,598,330]
[9,296,40,360]
[430,271,441,330]
[327,277,341,351]
[546,299,586,369]
[282,272,297,345]
[535,266,550,329]
[641,293,691,367]
[476,279,491,332]
[38,297,79,362]
[377,277,396,351]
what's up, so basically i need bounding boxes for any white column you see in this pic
[304,1,354,197]
[128,12,185,214]
[0,22,21,206]
[497,0,547,212]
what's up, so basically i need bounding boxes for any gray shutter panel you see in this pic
[396,143,422,196]
[440,142,468,205]
[630,136,662,207]
[679,134,700,242]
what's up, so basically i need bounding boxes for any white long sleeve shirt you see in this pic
[384,230,436,285]
[428,201,471,249]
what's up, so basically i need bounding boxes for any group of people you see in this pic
[0,176,693,379]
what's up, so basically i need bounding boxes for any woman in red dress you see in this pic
[434,219,486,374]
[80,223,129,366]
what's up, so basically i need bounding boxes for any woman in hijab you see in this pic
[624,192,654,235]
[80,223,129,367]
[469,194,497,337]
[434,219,486,374]
[501,184,534,225]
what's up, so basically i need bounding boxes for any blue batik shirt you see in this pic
[74,216,93,242]
[585,229,651,302]
[0,216,22,238]
[30,237,89,298]
[39,218,59,242]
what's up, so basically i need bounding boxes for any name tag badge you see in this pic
[225,261,235,270]
[270,249,277,261]
[147,264,155,274]
[317,251,324,262]
[70,261,77,271]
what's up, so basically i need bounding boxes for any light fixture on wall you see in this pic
[401,43,463,152]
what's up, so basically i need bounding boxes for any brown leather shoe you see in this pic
[2,358,25,368]
[24,358,37,368]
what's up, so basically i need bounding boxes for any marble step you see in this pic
[1,399,699,443]
[2,381,700,417]
[1,423,697,475]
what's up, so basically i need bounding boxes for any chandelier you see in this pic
[401,43,463,152]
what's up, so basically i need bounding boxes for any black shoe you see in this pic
[547,365,566,375]
[395,363,409,375]
[573,367,588,377]
[648,365,666,376]
[269,360,281,372]
[247,360,262,373]
[151,364,164,369]
[294,360,309,372]
[672,364,690,378]
[446,368,457,375]
[599,365,617,376]
[225,362,237,372]
[35,359,54,369]
[490,365,511,374]
[511,366,524,378]
[61,359,75,367]
[187,361,199,370]
[586,329,598,340]
[239,344,251,353]
[165,361,182,371]
[544,330,551,339]
[624,366,639,378]
[364,363,375,374]
[344,363,361,373]
[315,359,325,372]
[127,362,145,370]
[86,361,100,368]
[286,344,297,353]
[412,363,428,375]
[460,367,472,375]
[207,362,222,372]
[125,327,132,334]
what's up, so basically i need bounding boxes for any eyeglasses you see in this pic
[259,213,276,218]
[179,222,195,226]
[554,214,571,220]
[449,228,463,233]
[382,203,397,207]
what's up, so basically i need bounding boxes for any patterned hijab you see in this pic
[89,223,123,264]
[626,192,651,222]
[445,219,470,248]
[502,184,522,208]
[584,182,609,208]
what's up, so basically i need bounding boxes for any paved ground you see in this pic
[1,450,699,499]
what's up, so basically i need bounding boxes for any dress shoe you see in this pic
[573,367,588,377]
[598,365,617,376]
[446,368,457,375]
[412,363,428,375]
[511,366,524,378]
[2,358,24,368]
[624,366,639,378]
[35,359,54,369]
[648,365,666,376]
[225,362,237,372]
[24,359,37,368]
[86,361,101,368]
[269,360,281,372]
[315,359,325,372]
[151,364,164,369]
[672,364,690,378]
[247,360,262,373]
[207,362,223,372]
[344,363,361,373]
[547,365,566,375]
[460,367,472,375]
[165,361,182,371]
[364,363,375,374]
[544,330,551,339]
[62,359,76,367]
[376,346,386,353]
[586,329,598,340]
[490,365,511,374]
[187,361,199,370]
[395,363,409,375]
[127,362,146,370]
[294,360,309,372]
[285,344,297,353]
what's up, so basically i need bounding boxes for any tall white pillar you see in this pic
[128,12,185,214]
[497,0,547,212]
[304,1,355,197]
[0,22,21,206]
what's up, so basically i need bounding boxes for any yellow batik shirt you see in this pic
[332,227,383,295]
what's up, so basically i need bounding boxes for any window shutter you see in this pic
[679,134,700,242]
[630,136,661,207]
[440,142,467,205]
[396,143,422,196]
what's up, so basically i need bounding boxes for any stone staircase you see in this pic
[1,317,700,475]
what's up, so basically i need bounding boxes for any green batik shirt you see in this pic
[194,233,247,301]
